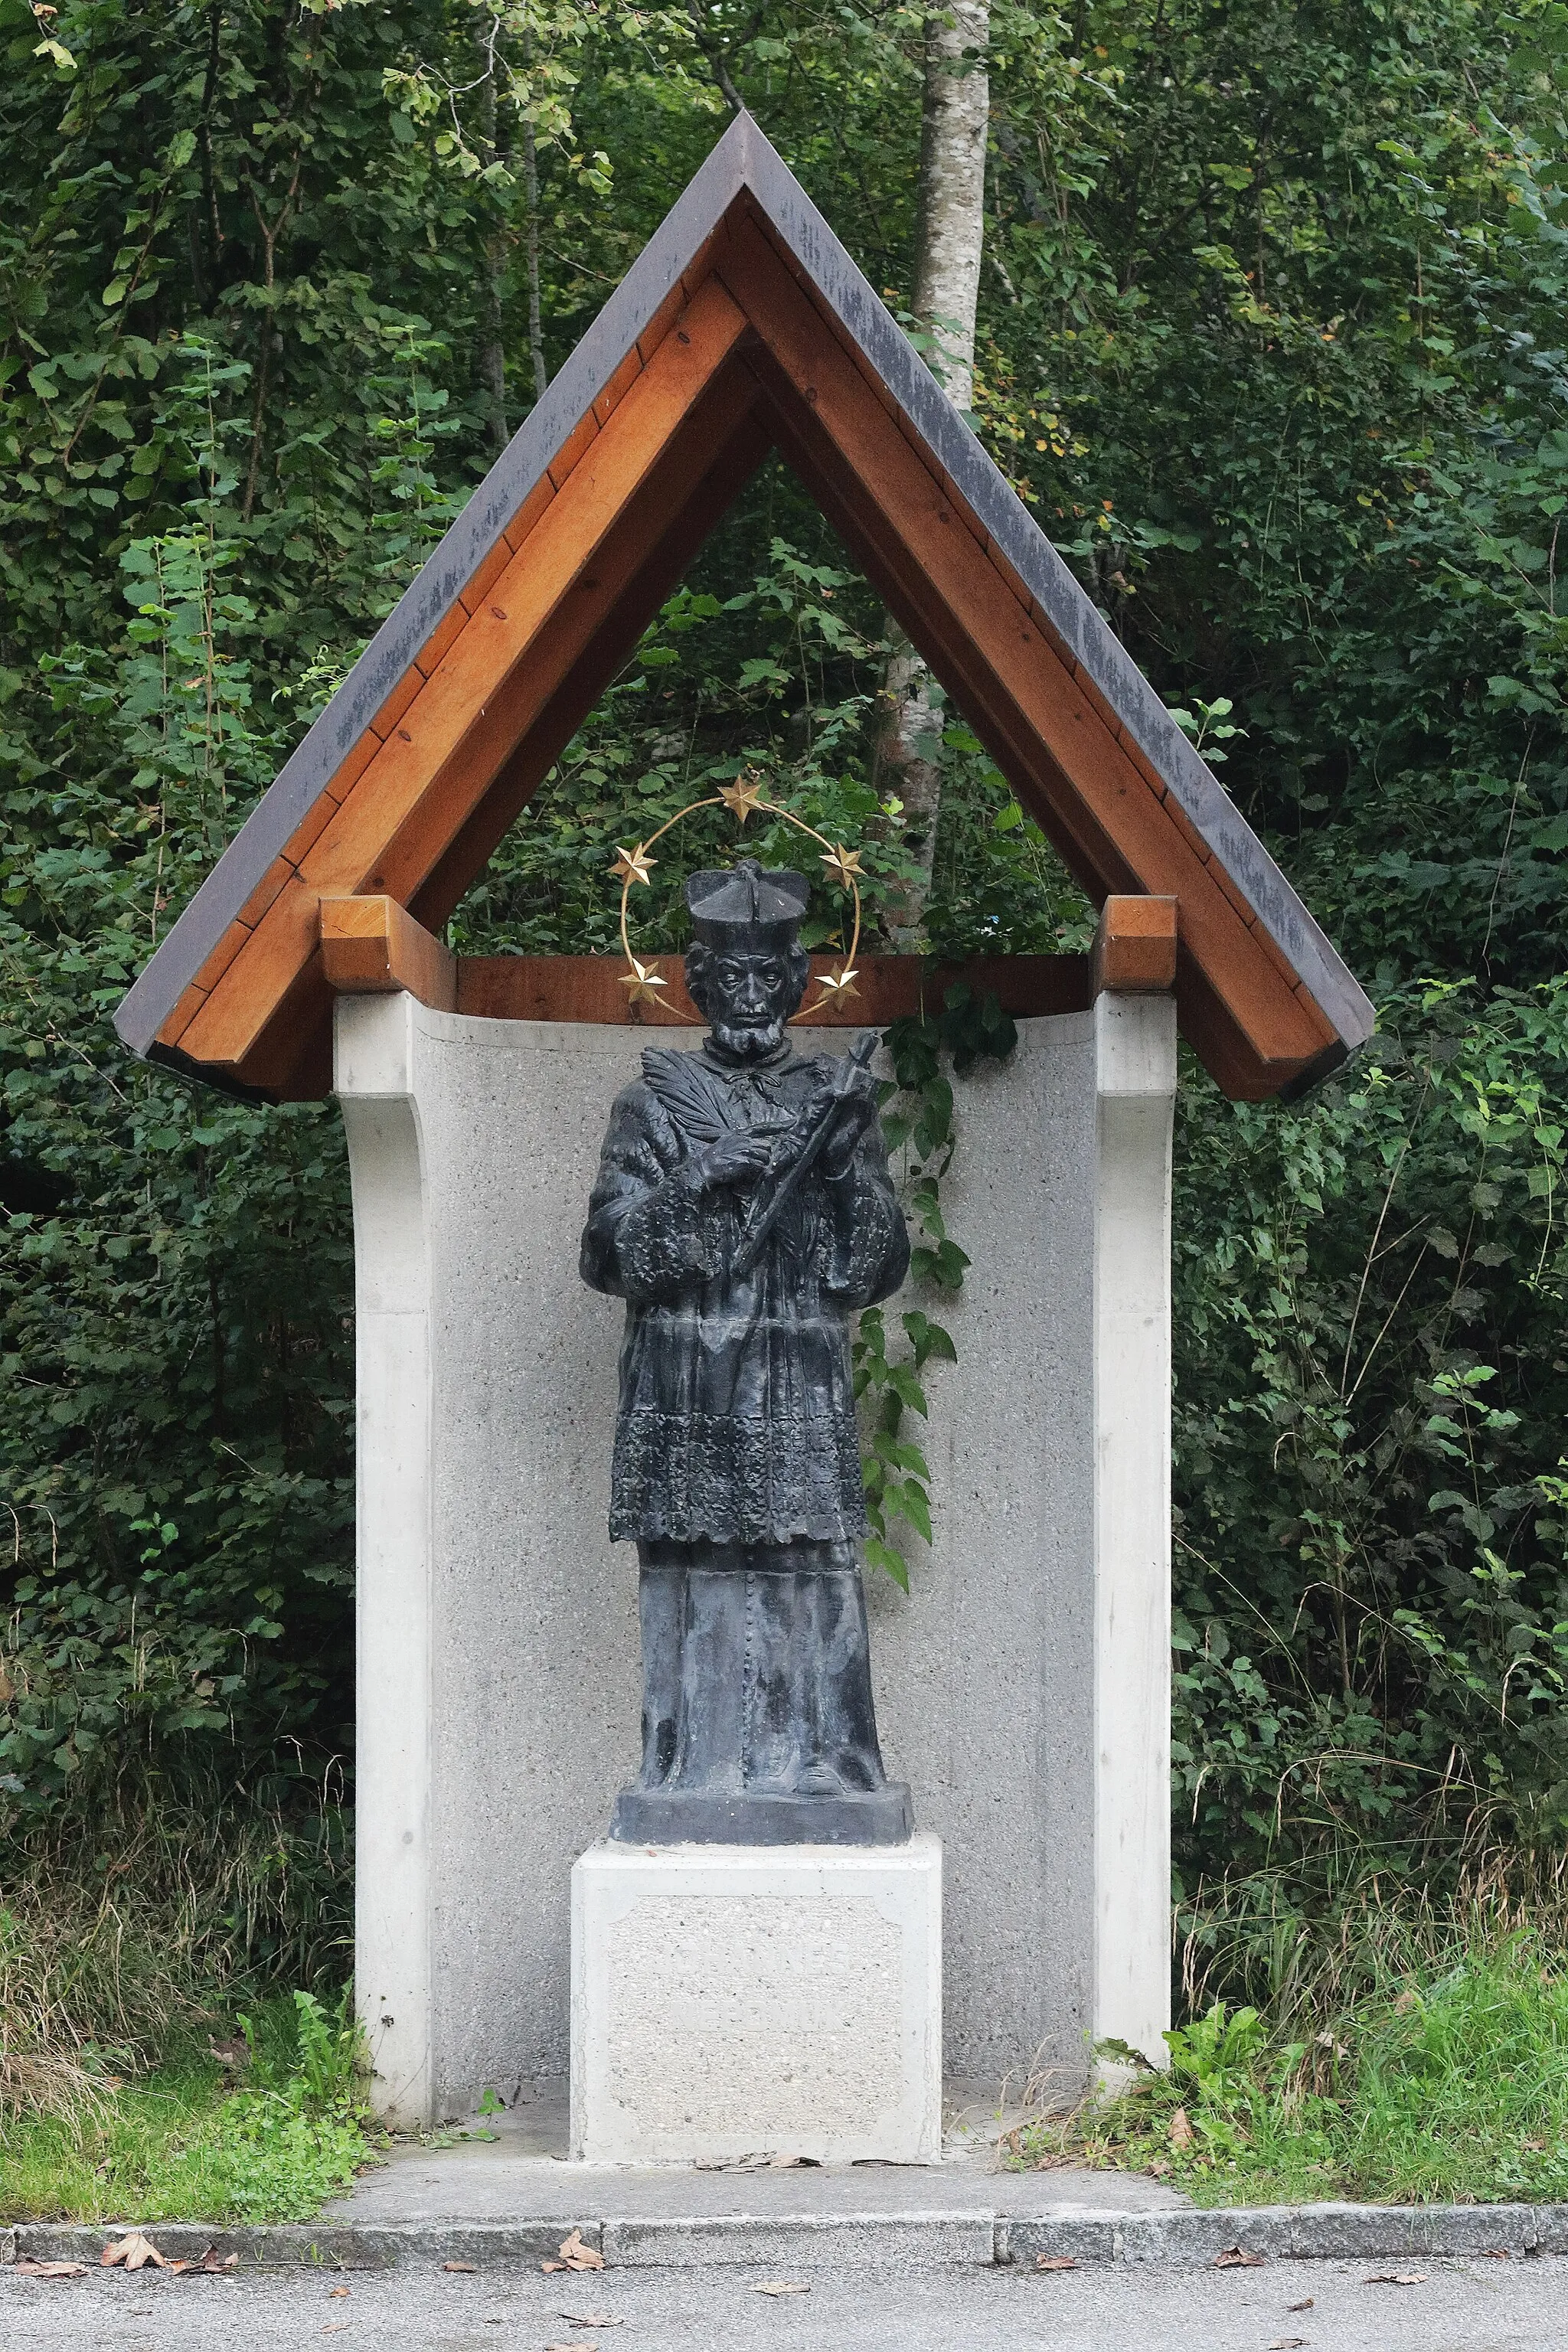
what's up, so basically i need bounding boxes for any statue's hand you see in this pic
[819,1058,879,1180]
[696,1131,774,1189]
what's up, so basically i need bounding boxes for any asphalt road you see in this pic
[5,2252,1568,2350]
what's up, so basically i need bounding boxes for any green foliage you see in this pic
[1172,978,1568,1973]
[0,1988,372,2223]
[851,985,1018,1589]
[1014,1931,1568,2207]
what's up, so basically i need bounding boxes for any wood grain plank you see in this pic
[320,895,457,1010]
[593,345,644,427]
[547,410,599,491]
[456,537,514,618]
[501,473,556,556]
[413,601,468,680]
[1093,896,1178,995]
[368,664,423,743]
[454,952,1091,1026]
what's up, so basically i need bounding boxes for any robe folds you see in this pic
[580,1038,910,1547]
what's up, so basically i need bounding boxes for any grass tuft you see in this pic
[0,1768,361,2221]
[1012,1926,1568,2205]
[0,1992,374,2223]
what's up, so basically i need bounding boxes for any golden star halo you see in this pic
[812,964,861,1004]
[716,774,766,825]
[613,781,864,1026]
[619,956,669,1007]
[609,841,656,888]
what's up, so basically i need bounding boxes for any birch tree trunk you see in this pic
[474,32,510,459]
[875,0,989,949]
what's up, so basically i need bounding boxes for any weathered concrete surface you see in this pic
[339,1000,1172,2121]
[6,2248,1566,2352]
[570,1836,942,2164]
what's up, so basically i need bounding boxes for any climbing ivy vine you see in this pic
[854,985,1018,1591]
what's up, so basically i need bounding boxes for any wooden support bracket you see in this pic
[1093,897,1178,996]
[319,897,457,1011]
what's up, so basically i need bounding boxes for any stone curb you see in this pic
[5,2205,1565,2273]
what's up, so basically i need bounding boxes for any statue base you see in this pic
[570,1832,942,2165]
[609,1781,913,1847]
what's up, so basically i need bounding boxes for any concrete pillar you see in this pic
[336,992,434,2128]
[1091,991,1177,2068]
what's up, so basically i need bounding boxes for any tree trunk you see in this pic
[475,31,509,457]
[874,0,988,951]
[523,95,547,403]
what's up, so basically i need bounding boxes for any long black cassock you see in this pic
[580,1035,911,1842]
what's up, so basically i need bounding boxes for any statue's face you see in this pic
[696,945,798,1061]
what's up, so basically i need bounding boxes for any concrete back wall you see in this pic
[338,997,1144,2123]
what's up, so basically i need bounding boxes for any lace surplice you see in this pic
[580,1040,910,1546]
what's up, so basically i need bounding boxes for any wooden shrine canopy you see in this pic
[115,114,1371,1104]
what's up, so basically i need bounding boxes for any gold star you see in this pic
[717,774,766,826]
[813,964,860,1004]
[820,842,864,890]
[619,956,669,1007]
[609,841,656,887]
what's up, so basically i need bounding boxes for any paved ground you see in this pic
[323,2084,1183,2225]
[5,2252,1568,2350]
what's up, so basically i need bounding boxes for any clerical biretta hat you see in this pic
[685,858,809,949]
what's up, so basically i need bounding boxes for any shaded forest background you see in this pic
[3,0,1568,2020]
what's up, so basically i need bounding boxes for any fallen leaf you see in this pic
[323,2327,349,2336]
[208,2036,250,2072]
[1481,2249,1511,2260]
[100,2231,168,2271]
[1364,2272,1426,2286]
[1288,2298,1315,2311]
[14,2259,89,2278]
[545,2231,604,2275]
[753,2281,810,2295]
[560,2318,623,2330]
[1269,2338,1308,2348]
[329,2284,351,2298]
[443,2261,477,2273]
[1214,2246,1266,2269]
[1035,2255,1077,2271]
[1168,2105,1194,2150]
[167,2246,240,2276]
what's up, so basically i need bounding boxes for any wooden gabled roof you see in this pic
[115,113,1371,1104]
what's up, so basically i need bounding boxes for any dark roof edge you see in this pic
[114,116,760,1057]
[737,131,1373,1054]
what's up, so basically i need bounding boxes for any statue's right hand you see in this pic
[697,1132,773,1188]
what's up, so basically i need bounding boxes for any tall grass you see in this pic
[0,1767,351,2108]
[1014,1851,1568,2205]
[1180,1831,1568,2034]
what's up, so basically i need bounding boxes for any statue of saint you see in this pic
[580,860,913,1844]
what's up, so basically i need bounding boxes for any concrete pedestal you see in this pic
[570,1834,942,2165]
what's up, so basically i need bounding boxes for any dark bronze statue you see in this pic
[580,860,913,1844]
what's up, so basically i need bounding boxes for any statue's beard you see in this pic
[707,1011,787,1062]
